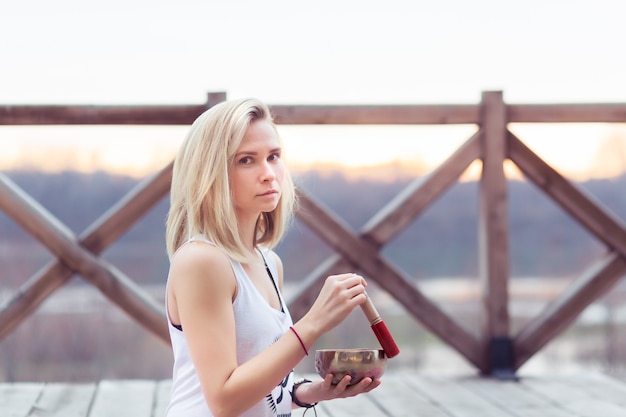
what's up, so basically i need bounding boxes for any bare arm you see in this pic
[169,242,372,417]
[268,251,381,408]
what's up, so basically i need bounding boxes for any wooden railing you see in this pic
[2,91,626,377]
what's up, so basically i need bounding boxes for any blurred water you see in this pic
[1,278,625,382]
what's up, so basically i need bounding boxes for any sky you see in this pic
[1,0,626,180]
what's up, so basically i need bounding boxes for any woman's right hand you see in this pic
[303,273,368,335]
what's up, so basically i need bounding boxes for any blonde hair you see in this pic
[165,98,296,262]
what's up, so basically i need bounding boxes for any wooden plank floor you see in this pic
[2,372,626,417]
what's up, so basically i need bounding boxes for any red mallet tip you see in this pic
[371,320,400,358]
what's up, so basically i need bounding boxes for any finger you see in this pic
[346,377,370,390]
[362,378,382,392]
[357,275,367,287]
[334,374,352,392]
[362,379,382,392]
[322,374,334,388]
[346,284,366,299]
[355,377,374,391]
[349,274,367,287]
[335,273,365,285]
[341,278,367,296]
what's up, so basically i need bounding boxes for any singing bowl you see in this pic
[315,349,387,385]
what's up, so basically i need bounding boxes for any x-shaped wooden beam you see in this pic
[289,128,626,373]
[0,163,173,343]
[508,132,626,369]
[289,132,487,370]
[2,127,624,374]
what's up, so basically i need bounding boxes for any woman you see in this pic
[165,98,380,417]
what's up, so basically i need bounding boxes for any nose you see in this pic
[260,160,276,182]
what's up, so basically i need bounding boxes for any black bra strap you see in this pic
[257,248,285,313]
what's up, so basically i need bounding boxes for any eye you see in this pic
[268,152,281,162]
[238,156,253,165]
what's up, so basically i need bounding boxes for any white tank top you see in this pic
[165,237,294,417]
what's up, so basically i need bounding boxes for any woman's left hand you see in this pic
[302,374,381,403]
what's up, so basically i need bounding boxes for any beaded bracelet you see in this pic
[292,378,318,409]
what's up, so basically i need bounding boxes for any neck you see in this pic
[237,212,260,254]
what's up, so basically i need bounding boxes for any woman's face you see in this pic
[230,119,285,220]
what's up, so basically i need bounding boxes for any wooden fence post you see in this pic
[479,91,514,378]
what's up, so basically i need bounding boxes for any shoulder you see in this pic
[168,240,236,296]
[171,240,230,269]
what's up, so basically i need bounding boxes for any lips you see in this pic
[259,190,278,197]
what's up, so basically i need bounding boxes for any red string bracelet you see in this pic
[289,326,309,356]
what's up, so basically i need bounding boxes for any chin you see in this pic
[260,202,280,212]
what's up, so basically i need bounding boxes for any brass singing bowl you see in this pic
[315,349,387,385]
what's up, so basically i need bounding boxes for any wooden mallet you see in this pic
[360,293,400,358]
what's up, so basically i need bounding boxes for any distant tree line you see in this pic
[1,169,625,289]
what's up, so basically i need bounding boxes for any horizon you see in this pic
[1,123,625,182]
[3,150,626,185]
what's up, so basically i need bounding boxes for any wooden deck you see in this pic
[2,372,626,417]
